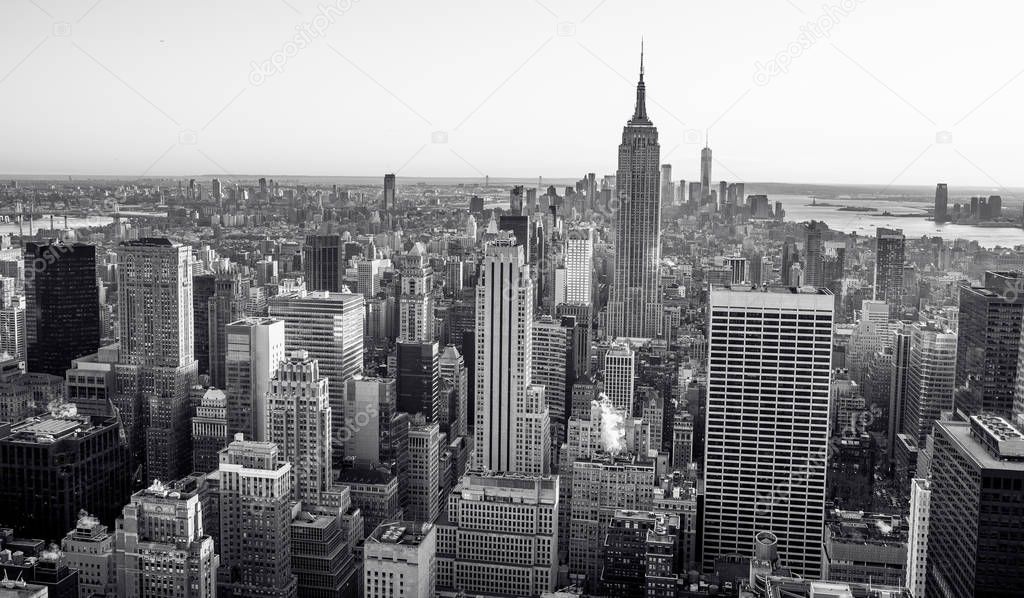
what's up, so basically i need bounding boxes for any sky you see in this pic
[1,0,1022,189]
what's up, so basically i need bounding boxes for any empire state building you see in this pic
[607,48,663,339]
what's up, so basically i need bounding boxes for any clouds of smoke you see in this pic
[595,393,625,455]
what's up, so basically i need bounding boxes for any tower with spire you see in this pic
[606,43,663,340]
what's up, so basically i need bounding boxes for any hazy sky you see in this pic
[1,0,1022,188]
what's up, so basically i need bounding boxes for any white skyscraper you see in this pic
[398,245,433,343]
[358,258,385,298]
[266,351,332,504]
[224,316,286,441]
[474,231,549,474]
[703,286,834,578]
[364,522,436,598]
[603,343,636,414]
[438,345,468,440]
[905,477,931,598]
[269,290,364,465]
[563,227,593,306]
[0,298,26,364]
[436,473,558,596]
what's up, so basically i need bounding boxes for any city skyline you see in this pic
[2,1,1023,188]
[1,3,1023,597]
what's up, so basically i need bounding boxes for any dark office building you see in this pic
[955,271,1024,418]
[928,416,1024,598]
[600,510,680,597]
[498,214,530,262]
[291,508,359,598]
[396,341,440,422]
[24,242,100,377]
[193,273,217,377]
[0,413,130,542]
[383,173,396,231]
[208,274,249,388]
[803,221,824,287]
[934,183,948,223]
[874,227,905,318]
[303,234,344,293]
[0,542,79,598]
[780,236,799,286]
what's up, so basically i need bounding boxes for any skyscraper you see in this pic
[704,286,834,578]
[780,236,799,286]
[903,322,957,448]
[934,183,948,223]
[0,297,26,364]
[532,315,574,452]
[266,351,332,504]
[436,473,558,596]
[803,221,824,288]
[383,173,396,230]
[192,387,229,473]
[956,272,1024,418]
[217,436,297,597]
[224,317,286,441]
[303,234,344,293]
[269,290,364,465]
[193,273,217,377]
[700,141,712,203]
[207,273,250,387]
[603,342,635,415]
[563,227,593,306]
[114,479,219,598]
[364,521,436,598]
[396,341,440,422]
[406,417,440,523]
[874,227,905,318]
[927,416,1024,598]
[116,238,198,482]
[117,238,194,369]
[24,241,100,376]
[0,413,130,542]
[905,477,931,598]
[438,345,468,439]
[660,164,672,206]
[474,231,549,474]
[397,245,433,343]
[607,48,663,340]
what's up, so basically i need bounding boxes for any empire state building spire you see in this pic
[630,41,650,124]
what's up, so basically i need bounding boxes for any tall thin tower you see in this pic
[383,173,396,230]
[607,44,663,339]
[700,133,712,203]
[474,231,549,475]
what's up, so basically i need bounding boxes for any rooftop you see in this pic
[826,510,907,545]
[2,414,110,444]
[368,521,433,546]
